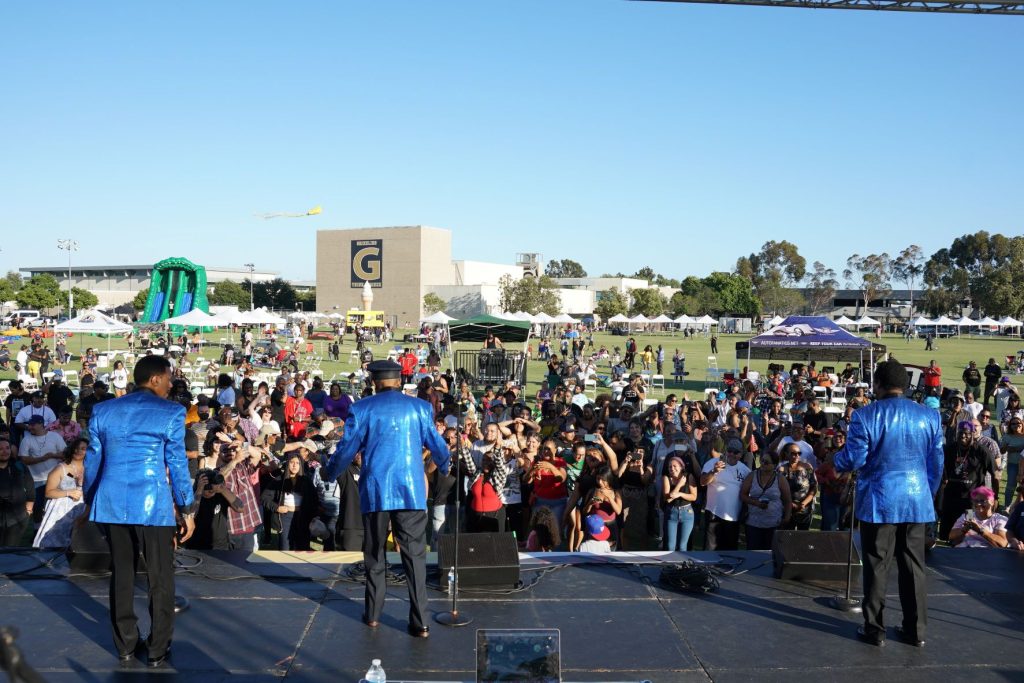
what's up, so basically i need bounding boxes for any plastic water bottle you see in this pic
[447,567,456,594]
[364,659,386,683]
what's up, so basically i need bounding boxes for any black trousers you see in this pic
[363,510,428,629]
[860,522,928,640]
[103,524,176,658]
[704,512,739,551]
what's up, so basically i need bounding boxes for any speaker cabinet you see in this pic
[436,533,520,588]
[772,530,859,585]
[67,521,148,574]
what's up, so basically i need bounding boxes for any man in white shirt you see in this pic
[700,438,751,550]
[14,391,58,435]
[963,391,984,420]
[19,415,67,521]
[777,423,817,468]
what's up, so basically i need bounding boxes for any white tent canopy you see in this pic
[554,313,579,324]
[162,309,228,328]
[766,315,786,327]
[955,316,977,327]
[608,314,630,323]
[911,316,934,326]
[855,315,880,326]
[628,314,651,323]
[533,312,557,324]
[933,315,958,326]
[651,314,674,324]
[55,309,133,334]
[673,314,694,324]
[239,308,287,326]
[833,315,856,326]
[978,316,1001,326]
[421,311,455,324]
[999,316,1022,327]
[695,315,717,326]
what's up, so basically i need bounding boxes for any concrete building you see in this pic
[18,264,283,308]
[316,225,596,323]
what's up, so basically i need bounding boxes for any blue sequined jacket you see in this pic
[323,389,450,513]
[834,396,944,524]
[83,390,194,526]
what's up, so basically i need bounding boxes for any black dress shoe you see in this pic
[147,650,171,668]
[407,624,430,638]
[895,626,925,647]
[856,625,885,647]
[118,640,144,663]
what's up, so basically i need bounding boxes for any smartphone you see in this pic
[584,434,596,443]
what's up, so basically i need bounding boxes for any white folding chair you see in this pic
[350,349,360,364]
[651,374,665,391]
[830,386,847,409]
[62,370,79,387]
[584,378,598,397]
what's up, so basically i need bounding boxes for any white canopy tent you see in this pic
[833,315,856,326]
[955,316,977,327]
[55,309,133,353]
[1000,316,1023,333]
[673,314,694,325]
[162,309,229,329]
[239,308,287,327]
[55,309,133,334]
[608,314,630,324]
[695,315,717,327]
[533,312,557,324]
[978,316,1001,327]
[421,311,455,325]
[651,314,674,324]
[554,313,579,324]
[911,316,934,327]
[854,315,880,327]
[933,315,958,326]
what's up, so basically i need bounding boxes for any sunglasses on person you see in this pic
[971,499,993,508]
[787,449,802,456]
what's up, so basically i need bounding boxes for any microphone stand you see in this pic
[435,400,472,627]
[830,472,862,612]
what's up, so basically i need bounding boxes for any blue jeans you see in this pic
[534,497,567,534]
[1005,461,1019,510]
[430,504,448,547]
[664,505,694,552]
[820,492,841,531]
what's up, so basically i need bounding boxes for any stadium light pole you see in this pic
[57,239,79,317]
[244,263,255,310]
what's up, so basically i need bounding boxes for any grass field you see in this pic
[5,328,1024,399]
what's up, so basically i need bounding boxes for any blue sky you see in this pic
[2,1,1021,282]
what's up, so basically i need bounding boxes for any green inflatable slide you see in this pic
[141,257,211,334]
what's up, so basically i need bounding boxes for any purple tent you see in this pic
[735,315,886,366]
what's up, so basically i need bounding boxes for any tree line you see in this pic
[522,230,1024,320]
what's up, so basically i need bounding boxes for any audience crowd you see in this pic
[2,324,1023,558]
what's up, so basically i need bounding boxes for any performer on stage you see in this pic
[322,359,450,637]
[83,355,195,667]
[834,360,943,647]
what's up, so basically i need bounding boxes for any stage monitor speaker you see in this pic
[67,522,147,574]
[436,532,520,588]
[771,530,859,584]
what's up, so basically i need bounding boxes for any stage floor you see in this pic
[1,547,1023,682]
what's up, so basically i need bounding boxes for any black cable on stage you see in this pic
[659,561,721,594]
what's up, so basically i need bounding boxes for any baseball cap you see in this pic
[736,400,751,409]
[300,439,319,452]
[726,438,744,453]
[584,513,611,542]
[318,420,336,437]
[924,396,940,410]
[259,422,281,437]
[444,415,459,428]
[27,415,46,425]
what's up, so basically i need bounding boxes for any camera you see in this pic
[198,469,225,491]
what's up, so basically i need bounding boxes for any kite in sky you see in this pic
[255,205,322,219]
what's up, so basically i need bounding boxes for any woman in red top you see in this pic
[284,383,314,440]
[526,439,568,533]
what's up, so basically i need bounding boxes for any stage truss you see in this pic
[639,0,1024,15]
